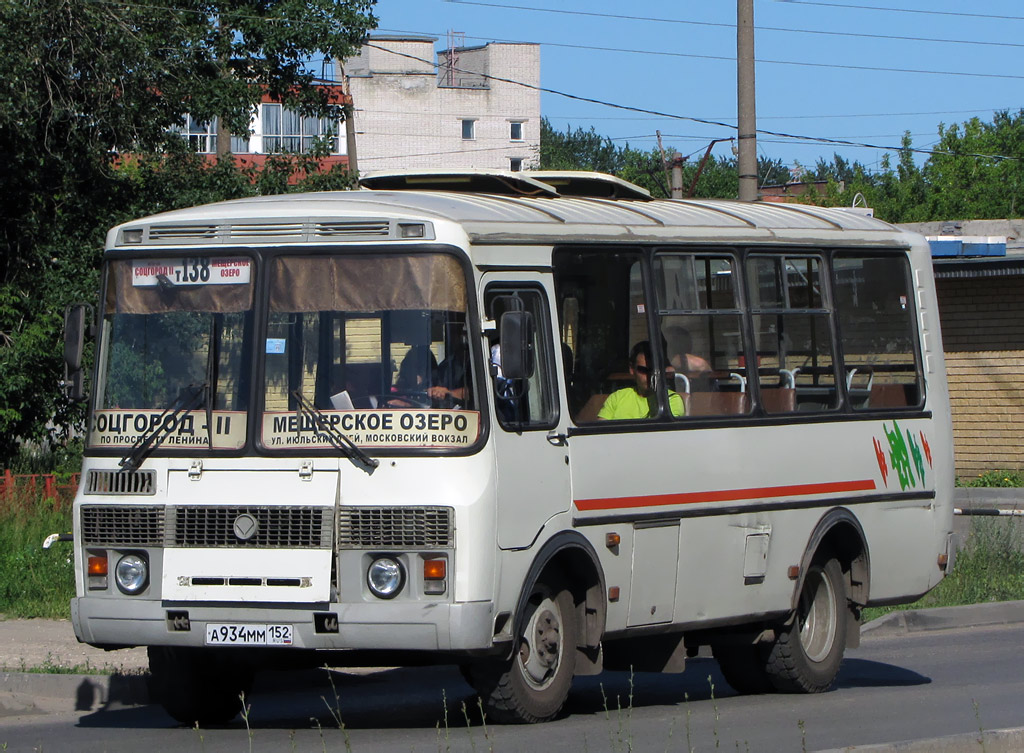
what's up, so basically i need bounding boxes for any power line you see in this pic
[365,42,1019,162]
[376,25,1024,82]
[772,1,1024,22]
[546,108,1015,122]
[444,0,1024,49]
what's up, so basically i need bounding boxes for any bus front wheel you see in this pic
[470,578,577,723]
[148,646,253,726]
[765,556,847,693]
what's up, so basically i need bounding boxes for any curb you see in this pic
[0,670,149,717]
[861,599,1024,639]
[814,726,1024,753]
[954,488,1024,507]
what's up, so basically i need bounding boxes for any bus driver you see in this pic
[598,340,685,420]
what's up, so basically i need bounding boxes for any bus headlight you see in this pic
[367,557,404,599]
[114,554,148,594]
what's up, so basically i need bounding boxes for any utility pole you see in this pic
[737,0,758,202]
[671,156,684,199]
[341,66,358,175]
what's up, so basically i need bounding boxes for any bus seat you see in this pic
[868,382,910,408]
[575,394,608,423]
[760,387,796,413]
[688,391,748,416]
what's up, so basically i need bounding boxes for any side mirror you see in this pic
[63,303,92,402]
[499,310,534,380]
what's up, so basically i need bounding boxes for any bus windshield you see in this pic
[89,256,254,451]
[259,252,480,452]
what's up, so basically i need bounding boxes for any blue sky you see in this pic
[370,0,1023,178]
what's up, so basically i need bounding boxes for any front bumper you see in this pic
[72,596,496,653]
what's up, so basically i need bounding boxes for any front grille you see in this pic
[337,507,454,549]
[81,505,165,546]
[168,506,333,548]
[85,469,156,495]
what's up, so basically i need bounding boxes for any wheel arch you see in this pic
[513,530,607,667]
[792,507,870,611]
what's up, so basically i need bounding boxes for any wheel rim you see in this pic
[518,594,563,689]
[798,568,837,663]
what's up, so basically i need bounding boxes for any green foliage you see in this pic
[8,441,83,476]
[924,110,1024,220]
[958,470,1024,488]
[0,501,74,619]
[539,118,790,199]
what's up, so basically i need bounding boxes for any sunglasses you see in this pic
[634,365,652,375]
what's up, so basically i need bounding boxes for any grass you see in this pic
[957,469,1024,488]
[0,494,74,619]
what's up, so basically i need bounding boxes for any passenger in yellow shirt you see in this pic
[598,341,685,420]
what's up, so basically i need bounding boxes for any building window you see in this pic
[461,119,476,140]
[262,104,339,153]
[510,121,524,141]
[230,134,250,154]
[509,158,523,172]
[171,115,216,154]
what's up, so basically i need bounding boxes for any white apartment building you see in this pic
[341,36,541,172]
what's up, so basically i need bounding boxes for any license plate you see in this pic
[205,623,293,646]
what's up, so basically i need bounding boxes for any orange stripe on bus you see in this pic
[574,479,877,512]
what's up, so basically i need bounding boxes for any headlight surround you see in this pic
[114,553,148,594]
[367,557,405,599]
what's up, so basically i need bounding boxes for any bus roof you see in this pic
[107,173,913,252]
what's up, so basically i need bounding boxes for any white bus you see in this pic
[62,170,955,725]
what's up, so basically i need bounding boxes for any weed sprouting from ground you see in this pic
[973,698,987,753]
[239,692,253,753]
[708,675,721,750]
[321,669,352,751]
[436,688,452,753]
[684,691,694,753]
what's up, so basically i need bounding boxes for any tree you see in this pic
[0,0,376,463]
[539,119,790,199]
[923,110,1024,220]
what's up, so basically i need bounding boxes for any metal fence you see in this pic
[0,470,80,508]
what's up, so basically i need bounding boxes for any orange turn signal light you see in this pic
[88,555,108,576]
[423,559,446,581]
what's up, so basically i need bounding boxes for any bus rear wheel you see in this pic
[470,578,577,723]
[764,557,847,693]
[711,644,774,695]
[148,646,253,726]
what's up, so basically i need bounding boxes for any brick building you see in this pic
[901,220,1024,479]
[170,88,349,173]
[341,36,541,172]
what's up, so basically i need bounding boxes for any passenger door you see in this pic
[483,274,572,549]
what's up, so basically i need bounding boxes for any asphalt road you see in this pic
[1,620,1023,752]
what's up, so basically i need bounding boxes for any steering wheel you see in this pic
[383,391,433,409]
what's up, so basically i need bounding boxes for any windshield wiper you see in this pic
[290,390,378,475]
[119,383,207,471]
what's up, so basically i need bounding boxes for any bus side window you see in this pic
[833,254,923,410]
[485,286,558,430]
[746,254,838,414]
[654,252,752,419]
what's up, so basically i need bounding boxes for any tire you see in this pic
[764,557,847,693]
[711,644,774,695]
[148,646,253,726]
[469,578,577,723]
